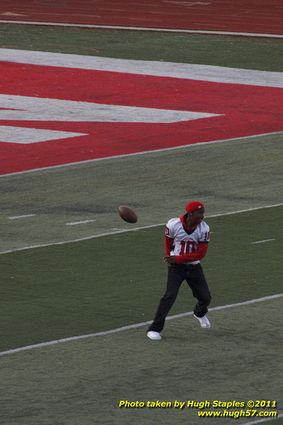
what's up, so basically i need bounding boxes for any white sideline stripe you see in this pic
[0,293,282,357]
[1,203,282,256]
[0,20,283,39]
[66,219,96,226]
[8,214,36,220]
[1,48,283,88]
[1,130,283,179]
[251,238,275,245]
[242,413,283,425]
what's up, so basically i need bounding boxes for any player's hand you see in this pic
[163,256,177,265]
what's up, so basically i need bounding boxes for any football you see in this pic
[118,205,138,223]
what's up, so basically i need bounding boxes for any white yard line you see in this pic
[1,131,283,179]
[242,413,283,425]
[0,20,283,39]
[251,239,275,245]
[1,203,282,256]
[1,48,283,88]
[8,214,36,220]
[0,293,282,357]
[202,203,283,217]
[66,219,96,226]
[0,223,160,255]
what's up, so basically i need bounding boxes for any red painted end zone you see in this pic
[0,62,283,175]
[0,0,283,35]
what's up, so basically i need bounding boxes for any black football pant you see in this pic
[147,263,212,333]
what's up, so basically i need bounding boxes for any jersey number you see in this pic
[180,241,197,255]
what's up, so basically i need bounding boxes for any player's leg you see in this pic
[147,265,185,336]
[186,264,212,328]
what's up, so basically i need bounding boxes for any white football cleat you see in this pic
[194,314,211,328]
[147,331,162,340]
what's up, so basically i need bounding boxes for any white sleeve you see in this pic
[165,218,176,239]
[199,222,210,243]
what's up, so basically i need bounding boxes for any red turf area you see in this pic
[0,61,283,175]
[0,0,283,35]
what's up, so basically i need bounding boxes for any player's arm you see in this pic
[164,235,174,256]
[164,225,174,256]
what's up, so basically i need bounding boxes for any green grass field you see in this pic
[0,134,282,252]
[0,205,282,352]
[1,24,283,71]
[0,23,282,425]
[0,297,282,425]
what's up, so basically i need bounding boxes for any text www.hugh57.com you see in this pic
[198,409,277,419]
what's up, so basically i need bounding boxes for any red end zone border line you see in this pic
[1,49,283,176]
[1,20,283,39]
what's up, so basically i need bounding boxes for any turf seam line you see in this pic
[8,214,36,220]
[66,219,96,226]
[0,20,283,39]
[251,238,275,244]
[0,203,282,256]
[1,131,283,178]
[0,293,282,357]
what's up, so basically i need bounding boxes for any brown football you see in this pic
[118,205,138,223]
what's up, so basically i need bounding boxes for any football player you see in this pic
[147,201,212,340]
